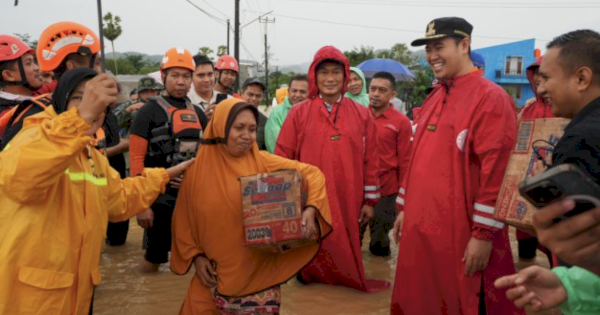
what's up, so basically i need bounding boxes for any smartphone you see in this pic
[519,164,600,221]
[215,93,228,105]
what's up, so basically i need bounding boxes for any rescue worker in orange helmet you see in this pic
[129,47,208,272]
[0,35,44,125]
[37,21,102,93]
[0,21,102,150]
[0,67,194,315]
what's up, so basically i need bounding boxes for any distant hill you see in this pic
[108,50,424,72]
[106,51,163,63]
[279,62,311,74]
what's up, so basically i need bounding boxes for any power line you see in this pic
[254,0,263,12]
[241,1,266,63]
[278,0,600,8]
[262,12,552,42]
[199,0,230,19]
[241,41,259,62]
[184,0,227,26]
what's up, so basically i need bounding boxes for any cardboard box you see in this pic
[494,118,570,229]
[240,169,315,254]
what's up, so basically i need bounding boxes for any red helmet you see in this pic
[0,35,33,63]
[215,55,239,72]
[0,35,38,89]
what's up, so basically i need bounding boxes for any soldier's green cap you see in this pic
[137,76,163,92]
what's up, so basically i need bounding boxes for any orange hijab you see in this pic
[171,98,332,296]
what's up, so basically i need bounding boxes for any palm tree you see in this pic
[103,12,123,74]
[198,47,214,59]
[390,43,414,65]
[217,45,228,57]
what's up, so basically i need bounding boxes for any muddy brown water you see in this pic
[95,224,558,315]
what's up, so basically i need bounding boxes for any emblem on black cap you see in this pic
[426,22,435,37]
[411,17,473,47]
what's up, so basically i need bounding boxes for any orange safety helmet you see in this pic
[36,22,101,72]
[160,47,195,74]
[215,55,239,72]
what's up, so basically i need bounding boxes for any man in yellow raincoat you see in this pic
[0,68,193,315]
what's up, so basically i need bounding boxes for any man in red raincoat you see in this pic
[391,17,525,314]
[275,46,389,292]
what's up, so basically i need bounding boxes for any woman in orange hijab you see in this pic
[171,98,332,314]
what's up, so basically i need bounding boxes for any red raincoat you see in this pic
[392,70,524,315]
[275,46,389,293]
[516,57,556,260]
[519,57,553,120]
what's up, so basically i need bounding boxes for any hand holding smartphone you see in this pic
[519,164,600,222]
[215,93,228,104]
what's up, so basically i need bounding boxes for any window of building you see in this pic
[503,84,523,100]
[505,56,524,75]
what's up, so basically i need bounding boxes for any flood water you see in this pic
[94,223,558,315]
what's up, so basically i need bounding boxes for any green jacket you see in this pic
[553,266,600,315]
[345,67,369,107]
[264,97,292,153]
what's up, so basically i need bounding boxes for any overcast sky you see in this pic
[3,0,599,66]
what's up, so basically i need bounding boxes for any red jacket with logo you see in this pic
[275,46,388,293]
[371,105,412,196]
[391,70,524,315]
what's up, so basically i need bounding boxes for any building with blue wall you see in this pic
[474,39,538,107]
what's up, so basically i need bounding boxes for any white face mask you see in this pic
[0,91,33,102]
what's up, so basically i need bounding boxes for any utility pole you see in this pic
[234,0,240,91]
[226,19,230,55]
[260,16,275,104]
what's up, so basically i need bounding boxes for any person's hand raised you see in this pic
[79,74,118,135]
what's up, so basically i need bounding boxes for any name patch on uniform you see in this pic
[427,125,436,132]
[181,114,198,122]
[330,135,341,141]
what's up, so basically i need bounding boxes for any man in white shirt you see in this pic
[188,55,231,120]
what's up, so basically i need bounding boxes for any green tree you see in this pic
[397,64,434,112]
[261,70,298,105]
[139,61,161,75]
[123,54,146,71]
[104,54,160,75]
[103,12,123,74]
[198,47,214,59]
[217,45,228,57]
[376,50,393,59]
[390,43,415,66]
[343,45,375,66]
[13,33,37,52]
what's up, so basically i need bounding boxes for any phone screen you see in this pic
[216,93,228,104]
[525,182,563,206]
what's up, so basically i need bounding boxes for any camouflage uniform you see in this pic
[114,76,163,139]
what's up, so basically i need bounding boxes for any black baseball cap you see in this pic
[242,77,266,91]
[411,17,473,47]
